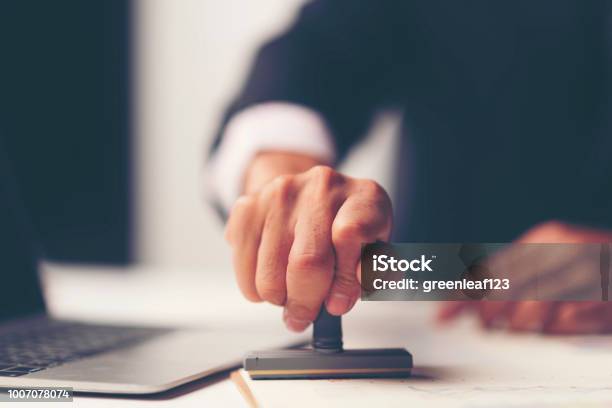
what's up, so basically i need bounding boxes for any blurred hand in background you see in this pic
[438,221,612,334]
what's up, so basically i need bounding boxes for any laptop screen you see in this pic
[0,140,46,322]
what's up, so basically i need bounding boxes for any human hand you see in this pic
[438,221,612,334]
[438,301,612,334]
[225,154,393,332]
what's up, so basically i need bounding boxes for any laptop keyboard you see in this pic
[0,320,170,377]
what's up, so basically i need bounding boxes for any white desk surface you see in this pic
[16,263,612,407]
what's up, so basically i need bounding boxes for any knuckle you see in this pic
[357,179,389,203]
[333,273,358,294]
[289,251,333,272]
[308,165,341,189]
[255,267,286,305]
[256,263,282,285]
[333,219,373,241]
[231,194,256,213]
[256,261,283,285]
[272,174,295,193]
[266,175,296,205]
[226,196,258,244]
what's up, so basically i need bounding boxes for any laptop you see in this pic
[0,145,303,394]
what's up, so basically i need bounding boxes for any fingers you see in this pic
[255,177,296,305]
[255,209,292,305]
[328,181,392,315]
[438,301,516,329]
[285,212,336,331]
[452,301,543,331]
[436,301,473,322]
[441,301,612,335]
[225,195,263,302]
[543,302,609,334]
[518,220,612,244]
[285,168,341,331]
[478,301,514,328]
[226,165,395,332]
[508,301,555,331]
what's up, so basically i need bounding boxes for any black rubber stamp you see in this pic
[244,308,412,380]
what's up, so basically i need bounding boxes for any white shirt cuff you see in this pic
[207,102,336,212]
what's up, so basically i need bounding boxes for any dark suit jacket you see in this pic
[0,139,46,319]
[212,0,612,242]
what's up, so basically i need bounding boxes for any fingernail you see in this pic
[326,293,352,316]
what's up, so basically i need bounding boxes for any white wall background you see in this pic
[133,0,399,269]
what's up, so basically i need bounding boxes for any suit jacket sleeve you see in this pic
[210,0,413,161]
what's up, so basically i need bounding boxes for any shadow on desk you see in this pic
[77,368,234,401]
[75,364,464,402]
[410,365,463,382]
